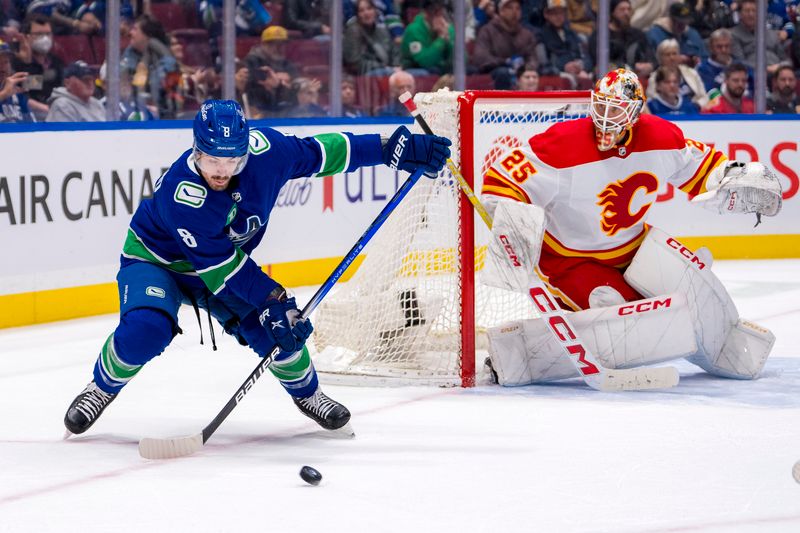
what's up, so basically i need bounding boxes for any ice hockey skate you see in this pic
[63,381,117,437]
[293,388,354,436]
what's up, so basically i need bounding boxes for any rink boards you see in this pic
[1,116,798,327]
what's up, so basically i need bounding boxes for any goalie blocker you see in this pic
[487,227,774,386]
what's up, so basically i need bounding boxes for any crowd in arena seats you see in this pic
[2,0,800,122]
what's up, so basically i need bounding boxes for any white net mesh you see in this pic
[311,90,590,386]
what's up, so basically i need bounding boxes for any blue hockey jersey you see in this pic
[120,126,385,309]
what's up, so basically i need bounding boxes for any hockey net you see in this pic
[311,90,590,387]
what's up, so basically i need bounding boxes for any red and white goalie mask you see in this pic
[590,69,645,151]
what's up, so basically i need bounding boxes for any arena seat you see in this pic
[285,39,330,66]
[150,2,190,31]
[171,28,212,67]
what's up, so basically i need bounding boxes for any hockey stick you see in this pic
[400,92,679,391]
[138,166,428,459]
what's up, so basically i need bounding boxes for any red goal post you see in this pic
[312,90,591,387]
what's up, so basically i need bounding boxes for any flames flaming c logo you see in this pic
[597,172,659,236]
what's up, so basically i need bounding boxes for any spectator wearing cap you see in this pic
[120,14,178,118]
[45,60,105,121]
[589,0,655,78]
[11,13,63,120]
[243,25,298,117]
[731,0,790,75]
[0,38,35,122]
[401,0,455,75]
[284,0,332,39]
[646,2,708,67]
[648,38,708,107]
[647,65,700,115]
[536,0,592,87]
[766,65,799,114]
[343,0,400,76]
[702,62,754,114]
[473,0,538,89]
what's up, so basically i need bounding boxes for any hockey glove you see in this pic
[383,126,452,178]
[258,293,313,354]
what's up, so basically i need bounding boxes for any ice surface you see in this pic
[1,260,799,532]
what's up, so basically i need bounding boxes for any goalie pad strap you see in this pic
[487,293,697,386]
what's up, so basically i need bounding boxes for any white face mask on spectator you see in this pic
[31,35,53,54]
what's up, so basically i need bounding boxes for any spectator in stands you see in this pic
[647,65,700,115]
[566,0,596,43]
[702,62,754,113]
[401,0,454,75]
[72,0,135,36]
[23,0,99,35]
[589,0,655,79]
[473,0,537,89]
[685,0,734,40]
[767,65,799,113]
[345,0,404,41]
[284,76,327,117]
[629,0,668,30]
[0,38,35,122]
[793,30,800,72]
[197,0,272,36]
[284,0,331,39]
[120,14,178,118]
[474,0,497,31]
[343,0,400,76]
[766,0,798,40]
[731,0,790,75]
[98,61,156,120]
[648,38,708,107]
[536,0,592,87]
[11,13,62,120]
[46,60,105,121]
[244,25,298,117]
[515,61,540,90]
[697,28,733,92]
[341,75,364,117]
[376,68,414,115]
[647,2,708,66]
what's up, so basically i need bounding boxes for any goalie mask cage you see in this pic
[312,90,590,387]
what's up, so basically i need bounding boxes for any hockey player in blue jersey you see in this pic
[64,99,451,436]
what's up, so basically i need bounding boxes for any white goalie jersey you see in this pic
[480,114,727,268]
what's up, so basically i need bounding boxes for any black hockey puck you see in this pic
[299,465,322,486]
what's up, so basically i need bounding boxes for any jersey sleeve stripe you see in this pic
[481,168,532,204]
[313,132,351,176]
[197,248,248,295]
[678,147,726,196]
[122,229,196,274]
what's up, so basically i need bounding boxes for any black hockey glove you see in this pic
[258,291,313,354]
[382,126,452,178]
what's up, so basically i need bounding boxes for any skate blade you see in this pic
[332,422,355,438]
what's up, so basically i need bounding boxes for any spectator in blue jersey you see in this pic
[647,65,700,115]
[0,38,35,122]
[72,0,135,36]
[63,99,452,437]
[646,2,708,67]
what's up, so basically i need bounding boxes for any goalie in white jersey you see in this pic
[482,68,783,386]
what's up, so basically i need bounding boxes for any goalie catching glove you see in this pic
[692,161,783,225]
[382,126,452,177]
[258,289,313,354]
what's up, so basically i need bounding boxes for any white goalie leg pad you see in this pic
[483,199,545,292]
[486,293,697,386]
[623,227,773,379]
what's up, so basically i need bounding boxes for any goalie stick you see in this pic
[399,92,679,392]
[138,166,428,460]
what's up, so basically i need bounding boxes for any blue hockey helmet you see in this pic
[193,99,250,158]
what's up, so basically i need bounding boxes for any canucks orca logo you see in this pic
[227,215,263,245]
